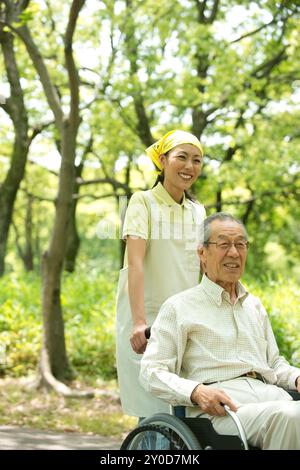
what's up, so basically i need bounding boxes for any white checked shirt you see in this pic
[140,275,300,407]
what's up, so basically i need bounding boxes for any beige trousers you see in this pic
[191,377,300,450]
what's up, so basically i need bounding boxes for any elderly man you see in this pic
[140,212,300,450]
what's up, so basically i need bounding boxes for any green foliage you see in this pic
[1,0,300,278]
[244,276,300,367]
[0,270,118,379]
[0,273,41,376]
[62,270,118,379]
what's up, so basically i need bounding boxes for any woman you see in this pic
[116,129,206,417]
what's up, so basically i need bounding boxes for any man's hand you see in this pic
[191,384,237,416]
[296,376,300,393]
[130,323,148,354]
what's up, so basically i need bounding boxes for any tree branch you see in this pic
[208,0,220,23]
[28,119,55,145]
[205,186,300,211]
[252,47,288,79]
[15,24,64,132]
[76,176,130,191]
[123,0,153,147]
[72,192,118,201]
[64,0,85,131]
[194,0,207,22]
[28,160,59,177]
[231,18,277,44]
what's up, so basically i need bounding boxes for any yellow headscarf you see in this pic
[145,129,203,172]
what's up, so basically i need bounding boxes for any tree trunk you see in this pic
[64,199,80,273]
[6,0,92,396]
[0,27,29,276]
[216,186,222,212]
[41,251,70,379]
[13,193,34,271]
[64,161,84,273]
[37,126,92,395]
[23,193,34,271]
[40,119,76,381]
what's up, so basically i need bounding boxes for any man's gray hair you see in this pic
[200,212,248,245]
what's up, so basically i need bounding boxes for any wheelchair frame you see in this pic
[120,404,248,450]
[121,392,300,450]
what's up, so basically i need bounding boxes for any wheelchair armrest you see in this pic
[173,406,186,418]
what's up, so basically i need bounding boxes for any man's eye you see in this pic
[236,243,246,249]
[219,243,229,249]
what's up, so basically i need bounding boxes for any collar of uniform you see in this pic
[151,182,189,208]
[200,274,249,306]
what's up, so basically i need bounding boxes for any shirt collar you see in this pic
[200,274,249,306]
[152,182,189,208]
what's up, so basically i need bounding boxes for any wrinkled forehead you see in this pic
[210,220,246,239]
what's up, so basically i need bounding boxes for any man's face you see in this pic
[199,220,248,286]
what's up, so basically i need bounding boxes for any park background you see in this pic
[0,0,300,442]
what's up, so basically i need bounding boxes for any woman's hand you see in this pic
[130,323,148,354]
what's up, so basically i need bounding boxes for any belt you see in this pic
[204,371,265,385]
[240,371,265,382]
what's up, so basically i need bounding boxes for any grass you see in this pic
[0,376,137,440]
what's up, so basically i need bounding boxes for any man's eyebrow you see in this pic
[217,235,246,240]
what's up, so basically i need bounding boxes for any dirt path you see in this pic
[0,425,121,450]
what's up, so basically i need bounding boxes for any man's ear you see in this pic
[198,245,206,273]
[197,244,204,259]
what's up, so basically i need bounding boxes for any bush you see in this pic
[0,273,41,376]
[0,270,118,379]
[62,270,118,379]
[0,271,299,379]
[244,276,300,367]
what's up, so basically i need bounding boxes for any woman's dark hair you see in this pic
[152,152,196,202]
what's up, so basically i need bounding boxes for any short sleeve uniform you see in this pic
[116,183,205,416]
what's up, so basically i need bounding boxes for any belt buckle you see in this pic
[247,371,257,379]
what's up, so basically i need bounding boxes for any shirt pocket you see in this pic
[238,332,268,364]
[252,334,268,357]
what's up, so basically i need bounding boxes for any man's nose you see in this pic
[227,243,239,256]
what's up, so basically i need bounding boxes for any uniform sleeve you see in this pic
[122,192,149,240]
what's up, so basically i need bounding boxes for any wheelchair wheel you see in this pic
[121,413,202,450]
[121,424,179,450]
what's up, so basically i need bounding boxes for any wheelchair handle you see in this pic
[145,326,151,339]
[224,405,249,450]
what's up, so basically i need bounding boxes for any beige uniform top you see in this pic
[115,183,206,416]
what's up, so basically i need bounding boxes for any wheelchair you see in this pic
[121,404,250,450]
[121,390,300,450]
